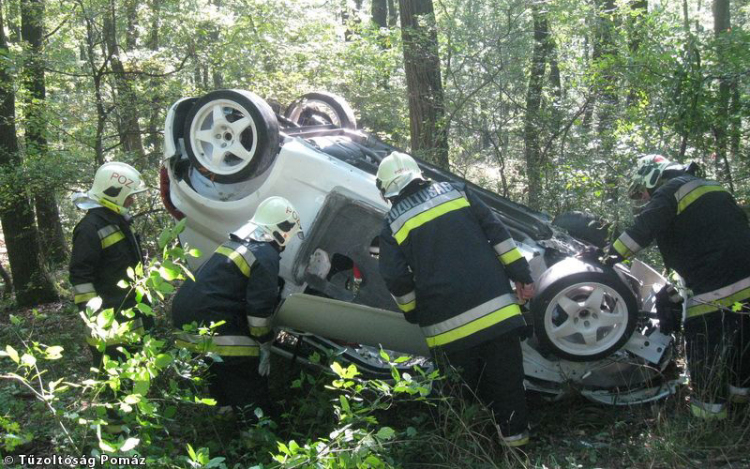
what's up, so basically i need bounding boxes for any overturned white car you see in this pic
[160,89,680,404]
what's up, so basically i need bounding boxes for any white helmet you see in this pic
[376,151,425,198]
[628,154,674,199]
[241,196,304,248]
[88,162,147,214]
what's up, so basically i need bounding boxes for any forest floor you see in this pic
[1,297,750,468]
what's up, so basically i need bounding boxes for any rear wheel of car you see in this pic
[552,211,610,248]
[531,258,638,362]
[285,91,357,129]
[184,89,279,184]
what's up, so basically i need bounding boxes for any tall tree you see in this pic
[593,0,619,157]
[399,0,448,169]
[21,0,68,264]
[0,0,57,306]
[372,0,387,28]
[524,4,551,209]
[103,0,146,163]
[712,0,735,190]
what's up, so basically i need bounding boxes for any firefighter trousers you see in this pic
[685,309,750,404]
[439,330,528,437]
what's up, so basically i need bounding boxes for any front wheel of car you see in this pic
[285,91,357,129]
[184,89,279,184]
[530,258,638,362]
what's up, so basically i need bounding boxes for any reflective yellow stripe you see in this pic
[75,292,97,304]
[216,246,252,277]
[175,339,259,357]
[612,239,632,259]
[394,198,470,245]
[686,286,750,318]
[101,231,125,248]
[398,300,416,313]
[690,403,727,420]
[425,303,521,348]
[499,247,523,265]
[250,326,271,337]
[504,437,529,447]
[676,183,726,214]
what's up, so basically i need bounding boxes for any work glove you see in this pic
[600,244,624,267]
[258,342,272,377]
[655,284,683,335]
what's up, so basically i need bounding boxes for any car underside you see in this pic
[161,89,682,405]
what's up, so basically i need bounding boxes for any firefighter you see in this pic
[70,162,152,367]
[376,152,535,447]
[171,196,303,425]
[605,154,750,419]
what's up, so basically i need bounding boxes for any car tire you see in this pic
[552,211,610,248]
[184,89,279,184]
[285,91,357,129]
[530,258,638,362]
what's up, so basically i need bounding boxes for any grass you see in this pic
[1,299,750,468]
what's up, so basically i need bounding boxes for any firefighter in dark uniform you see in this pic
[376,152,535,447]
[605,154,750,419]
[171,196,303,424]
[69,162,152,367]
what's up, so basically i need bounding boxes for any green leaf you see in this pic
[376,426,395,440]
[99,438,117,453]
[5,345,19,363]
[120,437,140,452]
[21,353,36,367]
[339,395,350,413]
[134,379,150,395]
[159,266,178,281]
[331,361,345,378]
[45,346,64,360]
[195,397,217,406]
[206,457,226,468]
[187,444,197,461]
[124,394,141,404]
[163,406,177,418]
[156,282,175,294]
[188,248,202,258]
[174,218,187,235]
[154,353,173,369]
[158,230,172,250]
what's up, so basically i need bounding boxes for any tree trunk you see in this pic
[524,4,549,210]
[387,0,398,27]
[103,0,145,163]
[372,0,387,28]
[399,0,448,169]
[593,0,619,157]
[81,1,106,166]
[712,0,734,190]
[145,0,163,160]
[21,0,68,265]
[0,1,57,306]
[626,0,647,106]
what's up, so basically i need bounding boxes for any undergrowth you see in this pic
[0,221,749,468]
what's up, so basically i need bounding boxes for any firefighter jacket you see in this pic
[70,208,152,337]
[379,180,533,353]
[611,174,750,320]
[172,238,280,357]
